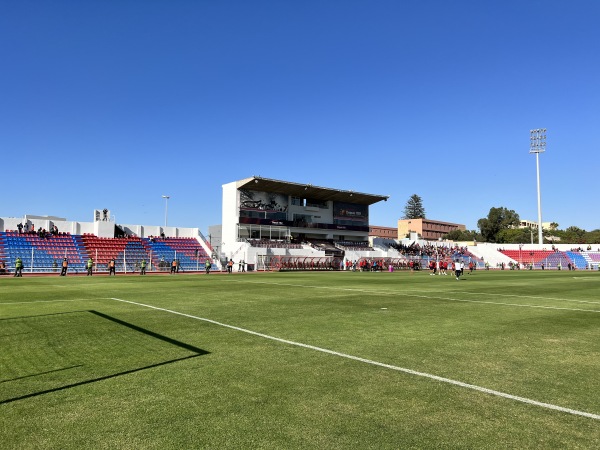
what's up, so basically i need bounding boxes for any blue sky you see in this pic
[1,0,599,234]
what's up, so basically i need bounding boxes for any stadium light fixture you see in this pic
[529,128,546,245]
[162,195,170,228]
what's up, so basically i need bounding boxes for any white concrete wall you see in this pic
[1,215,204,241]
[221,181,239,257]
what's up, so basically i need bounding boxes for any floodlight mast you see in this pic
[529,129,546,245]
[162,195,170,228]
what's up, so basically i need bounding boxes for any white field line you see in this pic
[0,299,96,305]
[225,280,600,313]
[110,297,600,421]
[418,290,600,306]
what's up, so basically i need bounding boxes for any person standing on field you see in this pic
[140,259,146,275]
[108,259,116,276]
[60,258,68,276]
[455,260,463,280]
[205,258,212,274]
[86,258,94,276]
[14,257,24,277]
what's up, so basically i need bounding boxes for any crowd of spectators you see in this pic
[12,223,61,238]
[247,238,302,249]
[389,242,468,259]
[335,240,373,251]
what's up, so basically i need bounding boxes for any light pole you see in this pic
[162,195,170,227]
[530,129,546,245]
[519,243,523,268]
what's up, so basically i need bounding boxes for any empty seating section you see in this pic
[499,250,553,265]
[565,251,589,269]
[0,231,86,272]
[144,238,209,271]
[588,252,600,262]
[498,249,591,269]
[543,252,572,269]
[0,234,7,273]
[81,234,152,272]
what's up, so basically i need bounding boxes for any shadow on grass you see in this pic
[1,310,209,405]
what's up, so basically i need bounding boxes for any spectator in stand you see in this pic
[17,223,23,234]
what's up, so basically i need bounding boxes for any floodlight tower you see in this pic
[529,129,546,245]
[162,195,170,227]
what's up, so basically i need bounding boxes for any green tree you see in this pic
[585,229,600,244]
[403,194,426,219]
[477,207,520,243]
[443,229,482,241]
[564,226,586,244]
[496,228,532,244]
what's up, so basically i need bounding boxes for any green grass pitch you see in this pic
[1,270,599,448]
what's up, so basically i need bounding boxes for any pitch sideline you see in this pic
[225,279,600,313]
[109,296,600,421]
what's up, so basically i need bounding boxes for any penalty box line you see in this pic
[109,297,599,421]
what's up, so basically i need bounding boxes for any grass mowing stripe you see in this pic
[1,355,200,405]
[109,297,600,421]
[438,290,600,305]
[225,279,600,313]
[0,299,98,305]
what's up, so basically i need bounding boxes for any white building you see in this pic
[220,176,389,262]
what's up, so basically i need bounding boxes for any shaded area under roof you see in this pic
[236,176,389,206]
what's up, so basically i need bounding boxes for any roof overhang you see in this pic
[236,176,389,206]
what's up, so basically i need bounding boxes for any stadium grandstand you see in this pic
[1,177,599,274]
[0,212,214,274]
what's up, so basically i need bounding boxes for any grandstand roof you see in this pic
[236,176,389,205]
